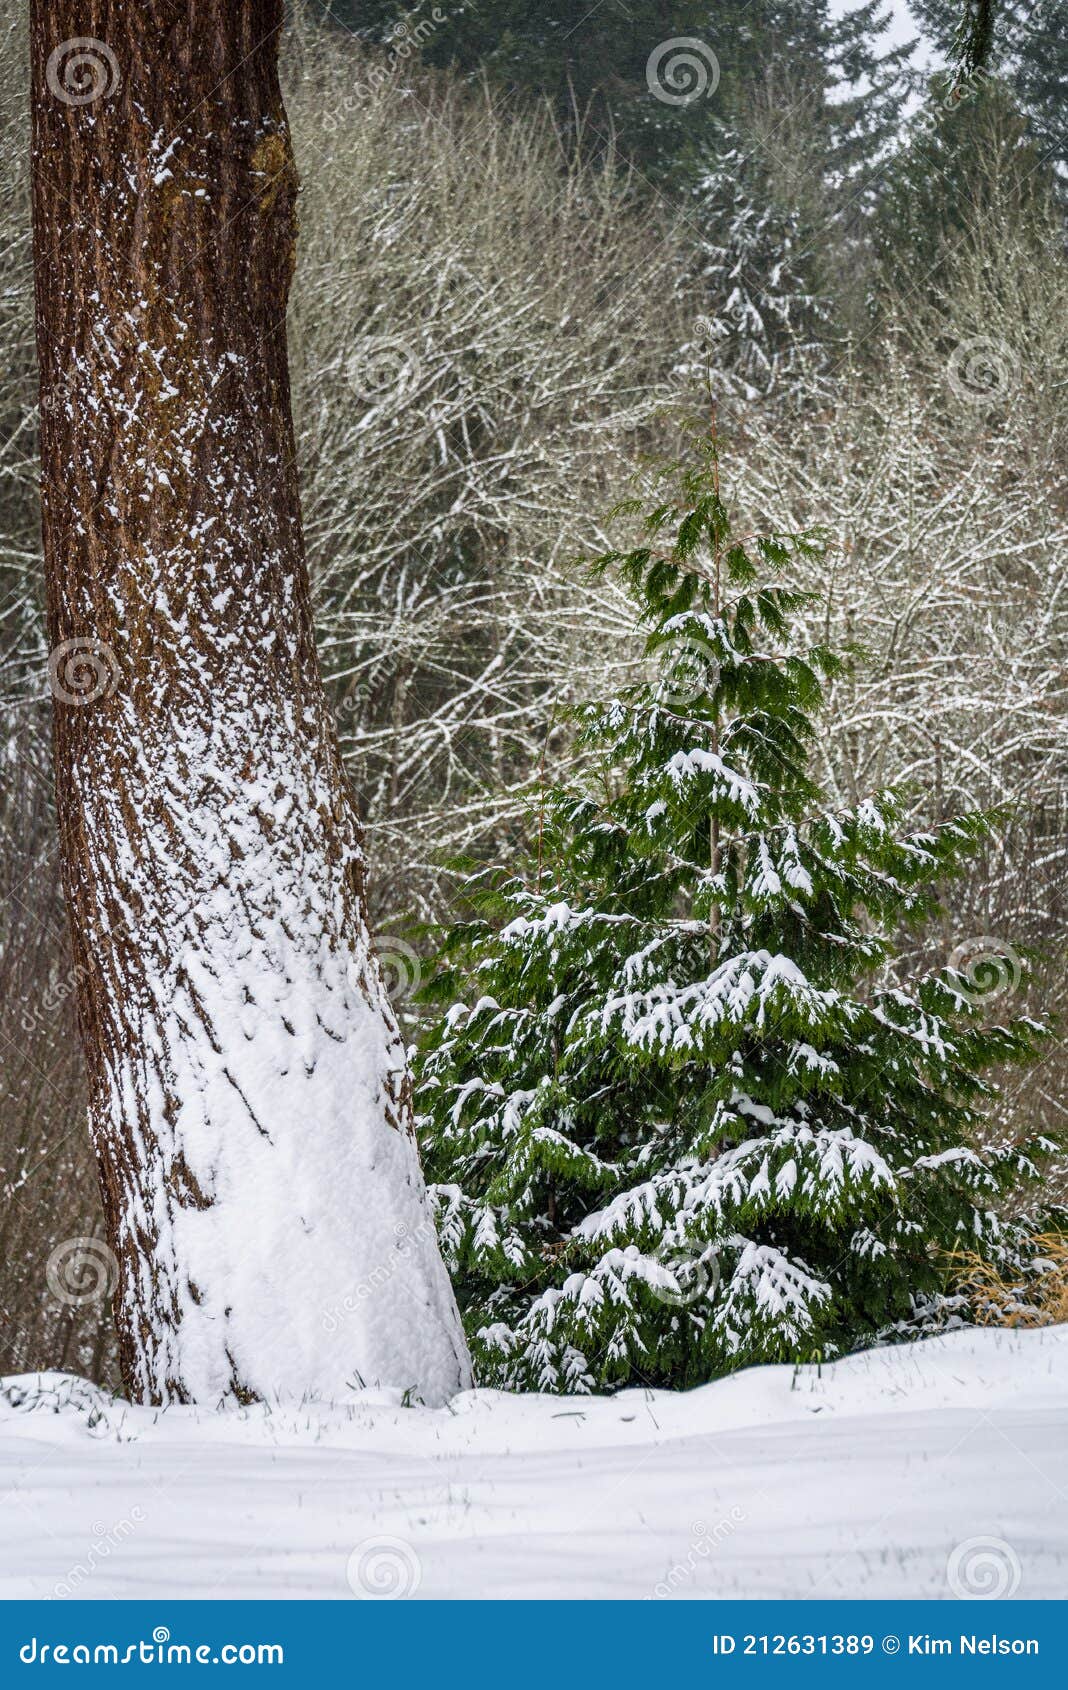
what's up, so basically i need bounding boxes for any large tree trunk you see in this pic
[29,0,470,1405]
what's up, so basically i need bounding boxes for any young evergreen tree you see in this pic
[417,430,1056,1394]
[690,125,830,400]
[685,6,910,387]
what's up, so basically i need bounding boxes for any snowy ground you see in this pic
[1,1327,1065,1601]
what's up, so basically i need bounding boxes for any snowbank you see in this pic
[1,1327,1065,1599]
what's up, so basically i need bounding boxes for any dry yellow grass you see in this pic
[950,1233,1068,1329]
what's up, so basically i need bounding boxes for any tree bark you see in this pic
[30,0,470,1405]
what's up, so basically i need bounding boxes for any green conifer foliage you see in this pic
[417,433,1056,1393]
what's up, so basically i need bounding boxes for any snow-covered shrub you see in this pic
[687,114,830,403]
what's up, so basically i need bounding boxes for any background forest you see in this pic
[1,0,1065,1387]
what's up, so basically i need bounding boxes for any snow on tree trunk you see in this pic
[29,0,470,1406]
